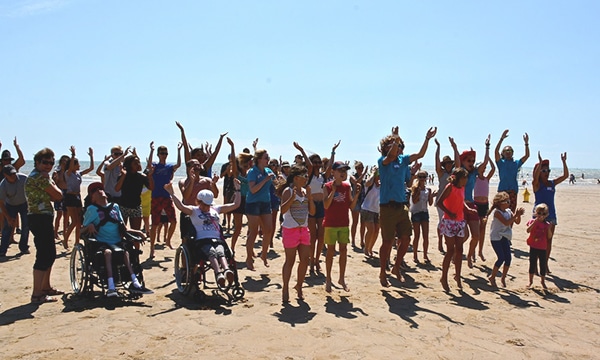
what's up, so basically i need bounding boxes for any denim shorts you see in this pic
[411,211,429,223]
[245,201,272,216]
[309,200,325,219]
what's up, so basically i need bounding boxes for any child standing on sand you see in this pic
[526,203,552,289]
[323,161,361,292]
[436,168,477,292]
[487,192,524,288]
[410,170,435,263]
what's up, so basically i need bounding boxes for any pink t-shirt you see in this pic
[526,219,550,250]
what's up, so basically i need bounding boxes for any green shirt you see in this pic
[25,169,54,216]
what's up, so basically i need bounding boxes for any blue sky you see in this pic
[1,1,599,169]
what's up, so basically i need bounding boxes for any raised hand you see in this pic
[426,127,437,139]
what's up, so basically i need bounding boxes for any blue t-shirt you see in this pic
[83,203,123,245]
[496,158,523,192]
[246,165,273,203]
[152,162,175,198]
[463,169,478,202]
[378,154,411,204]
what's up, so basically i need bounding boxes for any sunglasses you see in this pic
[159,152,168,156]
[41,159,55,166]
[541,169,551,173]
[418,175,427,179]
[113,152,123,156]
[536,212,548,216]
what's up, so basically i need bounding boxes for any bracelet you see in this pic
[525,143,529,146]
[331,151,335,155]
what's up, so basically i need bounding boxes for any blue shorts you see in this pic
[245,201,272,216]
[309,200,325,219]
[411,211,429,223]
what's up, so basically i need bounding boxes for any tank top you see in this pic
[323,181,351,227]
[437,171,451,196]
[473,177,490,198]
[534,180,556,221]
[442,185,465,221]
[66,171,82,193]
[308,173,325,195]
[410,188,431,214]
[281,190,309,228]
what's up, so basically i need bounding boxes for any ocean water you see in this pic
[14,161,600,191]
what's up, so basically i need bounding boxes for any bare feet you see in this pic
[294,284,304,300]
[282,289,289,303]
[527,282,533,289]
[62,239,68,250]
[479,252,486,262]
[246,259,255,271]
[261,255,269,267]
[440,277,450,292]
[467,258,473,269]
[454,274,462,289]
[391,266,405,282]
[338,279,350,292]
[541,279,547,289]
[325,280,332,293]
[500,277,507,287]
[488,276,497,288]
[380,275,390,287]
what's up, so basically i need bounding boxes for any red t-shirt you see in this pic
[323,181,351,227]
[526,219,550,250]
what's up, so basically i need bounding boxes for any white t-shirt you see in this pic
[490,208,513,241]
[190,206,224,239]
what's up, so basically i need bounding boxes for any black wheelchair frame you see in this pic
[70,232,145,298]
[174,215,245,303]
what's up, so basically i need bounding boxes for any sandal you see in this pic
[31,294,58,304]
[44,288,65,296]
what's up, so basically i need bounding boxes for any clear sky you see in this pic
[1,1,599,169]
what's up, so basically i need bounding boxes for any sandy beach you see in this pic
[1,183,599,359]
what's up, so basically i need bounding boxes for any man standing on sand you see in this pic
[377,126,437,287]
[148,142,181,258]
[0,165,30,257]
[102,145,130,204]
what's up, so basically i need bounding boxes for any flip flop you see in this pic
[44,288,65,296]
[31,294,58,304]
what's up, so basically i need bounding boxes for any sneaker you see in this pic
[19,249,30,255]
[131,284,154,295]
[217,273,226,288]
[225,270,235,285]
[106,289,119,298]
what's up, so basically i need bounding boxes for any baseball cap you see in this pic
[87,182,104,195]
[197,189,214,205]
[281,161,290,168]
[332,161,351,171]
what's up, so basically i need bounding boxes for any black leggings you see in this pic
[28,214,56,271]
[529,247,547,277]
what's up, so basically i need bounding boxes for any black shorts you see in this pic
[64,193,82,208]
[475,201,489,218]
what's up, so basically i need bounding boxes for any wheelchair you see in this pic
[174,215,245,303]
[70,231,146,298]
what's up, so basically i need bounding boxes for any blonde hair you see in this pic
[487,191,510,216]
[534,203,549,216]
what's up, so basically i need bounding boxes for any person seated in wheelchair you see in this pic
[82,182,154,297]
[164,180,240,288]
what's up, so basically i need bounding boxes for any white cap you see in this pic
[196,189,214,205]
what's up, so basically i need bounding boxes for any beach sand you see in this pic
[1,184,599,359]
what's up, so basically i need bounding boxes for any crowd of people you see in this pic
[0,124,570,304]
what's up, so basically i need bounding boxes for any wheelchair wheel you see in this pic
[70,243,88,295]
[174,245,193,295]
[232,286,245,301]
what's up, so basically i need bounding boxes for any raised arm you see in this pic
[409,127,437,163]
[204,132,227,170]
[532,151,543,192]
[219,179,242,213]
[449,137,460,168]
[12,137,25,170]
[554,152,569,186]
[226,137,238,179]
[324,140,340,180]
[164,182,193,215]
[172,142,182,173]
[176,121,192,163]
[293,142,312,172]
[80,147,95,176]
[66,146,77,176]
[96,155,108,183]
[520,132,530,164]
[495,129,508,162]
[434,138,443,177]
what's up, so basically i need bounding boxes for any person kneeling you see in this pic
[83,182,153,297]
[164,180,240,288]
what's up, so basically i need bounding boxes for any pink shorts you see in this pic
[282,227,310,249]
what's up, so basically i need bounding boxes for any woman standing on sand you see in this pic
[494,129,530,213]
[278,164,315,303]
[26,148,64,303]
[532,151,569,274]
